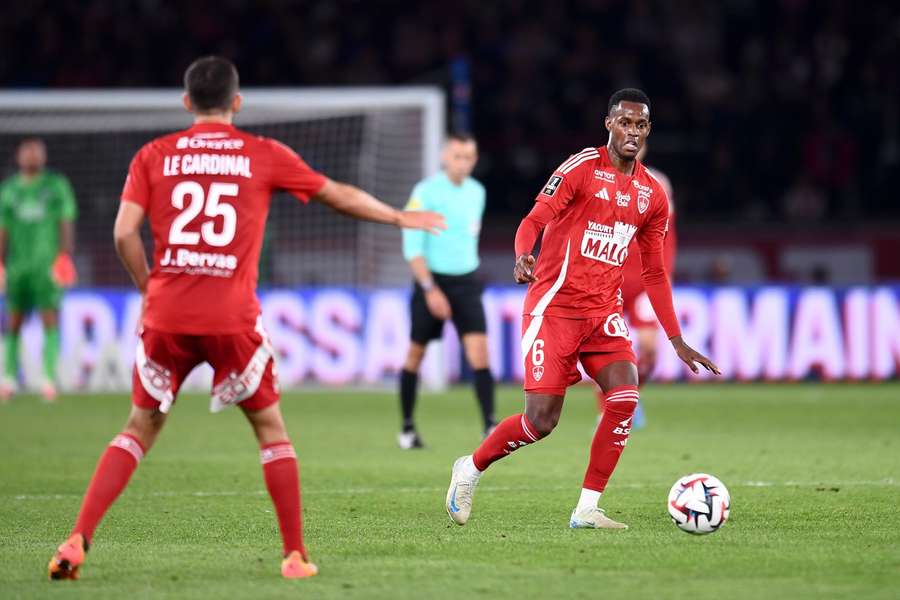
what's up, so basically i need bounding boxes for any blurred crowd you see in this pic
[1,0,898,224]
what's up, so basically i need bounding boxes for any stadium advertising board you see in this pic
[4,286,899,392]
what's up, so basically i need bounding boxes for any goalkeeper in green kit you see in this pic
[0,138,78,402]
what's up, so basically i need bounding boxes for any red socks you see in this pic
[69,434,305,560]
[584,386,639,492]
[260,441,305,559]
[72,433,145,543]
[472,413,541,471]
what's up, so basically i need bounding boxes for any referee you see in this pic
[398,133,495,449]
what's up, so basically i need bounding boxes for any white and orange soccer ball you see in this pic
[667,473,730,534]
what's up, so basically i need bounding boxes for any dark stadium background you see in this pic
[2,0,899,284]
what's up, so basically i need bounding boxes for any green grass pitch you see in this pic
[1,383,898,599]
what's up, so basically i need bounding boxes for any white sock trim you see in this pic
[462,455,482,478]
[110,434,144,463]
[576,488,602,511]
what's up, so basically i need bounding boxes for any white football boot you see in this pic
[446,455,481,525]
[569,506,628,529]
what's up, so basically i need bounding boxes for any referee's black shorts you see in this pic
[410,271,486,345]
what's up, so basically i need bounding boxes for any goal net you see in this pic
[0,88,445,287]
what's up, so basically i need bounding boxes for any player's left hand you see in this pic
[397,210,446,234]
[670,336,720,375]
[51,253,78,287]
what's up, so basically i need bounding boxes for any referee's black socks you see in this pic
[473,368,496,431]
[400,369,418,432]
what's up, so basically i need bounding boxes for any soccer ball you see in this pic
[667,473,730,534]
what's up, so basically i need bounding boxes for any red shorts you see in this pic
[133,320,279,413]
[624,291,659,330]
[521,312,636,396]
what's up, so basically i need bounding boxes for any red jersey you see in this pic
[619,166,676,303]
[121,122,327,334]
[523,146,670,319]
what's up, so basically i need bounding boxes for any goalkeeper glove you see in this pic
[52,253,77,287]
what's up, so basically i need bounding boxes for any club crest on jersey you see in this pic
[594,169,616,183]
[580,220,637,267]
[542,175,563,196]
[632,180,653,214]
[616,191,631,207]
[532,365,544,381]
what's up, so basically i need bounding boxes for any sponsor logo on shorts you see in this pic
[532,365,544,381]
[542,175,563,196]
[580,221,637,267]
[604,313,630,339]
[140,356,172,392]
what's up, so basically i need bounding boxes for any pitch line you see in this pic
[6,479,896,501]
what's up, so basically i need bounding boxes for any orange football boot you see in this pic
[48,533,87,580]
[280,550,318,579]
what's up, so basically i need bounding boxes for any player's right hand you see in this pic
[425,287,452,320]
[397,210,446,235]
[513,254,538,284]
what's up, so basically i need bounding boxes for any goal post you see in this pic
[0,87,451,392]
[0,87,445,287]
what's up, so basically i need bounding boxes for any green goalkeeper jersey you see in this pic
[0,171,77,272]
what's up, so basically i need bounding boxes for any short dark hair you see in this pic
[184,56,240,113]
[17,136,44,150]
[447,132,476,144]
[608,88,651,114]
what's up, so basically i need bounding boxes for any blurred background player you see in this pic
[47,56,444,582]
[445,89,718,530]
[0,138,78,403]
[398,133,495,448]
[596,143,677,428]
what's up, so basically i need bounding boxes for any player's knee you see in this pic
[525,406,561,438]
[243,404,290,445]
[462,335,489,370]
[404,343,426,371]
[123,407,166,450]
[464,347,489,370]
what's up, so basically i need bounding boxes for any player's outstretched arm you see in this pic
[314,179,445,233]
[113,201,150,293]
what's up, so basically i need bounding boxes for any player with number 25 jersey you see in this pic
[122,123,324,335]
[48,56,443,583]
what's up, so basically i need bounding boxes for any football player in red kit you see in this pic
[597,143,678,427]
[48,56,444,581]
[445,89,718,529]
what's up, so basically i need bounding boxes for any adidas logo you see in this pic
[594,188,610,201]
